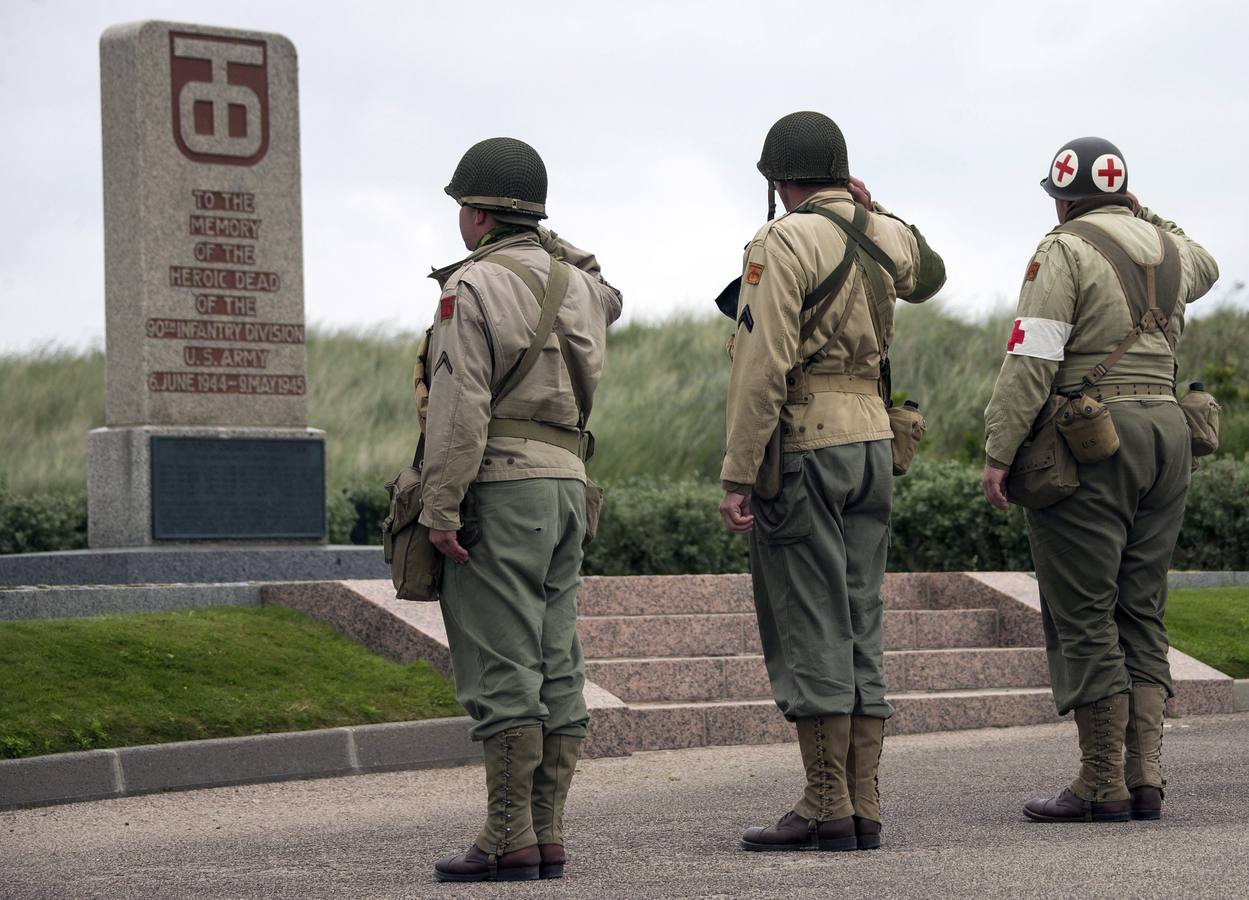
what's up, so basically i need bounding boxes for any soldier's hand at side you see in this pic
[719,491,754,533]
[980,464,1010,511]
[848,176,872,208]
[430,529,470,564]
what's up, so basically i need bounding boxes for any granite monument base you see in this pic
[87,425,327,547]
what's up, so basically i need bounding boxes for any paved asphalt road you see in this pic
[4,714,1248,899]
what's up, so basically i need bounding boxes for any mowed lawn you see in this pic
[0,606,461,759]
[1166,587,1249,679]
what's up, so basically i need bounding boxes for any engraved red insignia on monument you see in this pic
[440,295,455,320]
[1091,153,1125,193]
[1025,260,1041,282]
[1051,149,1078,188]
[745,262,765,285]
[170,32,269,166]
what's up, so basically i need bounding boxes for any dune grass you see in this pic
[2,306,1248,495]
[0,606,462,759]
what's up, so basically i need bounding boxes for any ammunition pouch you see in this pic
[888,404,926,476]
[1057,393,1120,464]
[1007,395,1081,509]
[1180,388,1220,457]
[382,459,442,602]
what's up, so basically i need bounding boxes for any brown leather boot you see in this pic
[741,810,857,851]
[1125,682,1167,820]
[434,726,543,882]
[1023,788,1131,822]
[853,816,882,850]
[1130,786,1164,821]
[742,716,856,852]
[846,716,885,850]
[1024,693,1131,823]
[537,844,566,880]
[432,844,540,882]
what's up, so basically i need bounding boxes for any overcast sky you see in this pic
[1,0,1245,353]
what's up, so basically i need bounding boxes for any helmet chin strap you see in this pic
[767,181,776,220]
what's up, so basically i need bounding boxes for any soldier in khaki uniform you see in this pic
[720,112,945,852]
[422,138,622,882]
[982,136,1219,823]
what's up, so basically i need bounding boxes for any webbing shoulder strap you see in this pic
[797,203,865,345]
[803,205,899,280]
[1053,220,1182,386]
[1056,220,1181,333]
[794,203,895,401]
[485,254,570,405]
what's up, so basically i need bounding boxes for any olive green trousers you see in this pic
[1025,401,1190,715]
[749,440,894,721]
[439,478,590,741]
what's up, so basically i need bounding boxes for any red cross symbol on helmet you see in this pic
[1092,153,1126,192]
[1051,149,1079,187]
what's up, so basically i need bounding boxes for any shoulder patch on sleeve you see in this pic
[1025,259,1041,282]
[1006,317,1072,361]
[440,295,455,320]
[737,304,755,333]
[745,262,765,285]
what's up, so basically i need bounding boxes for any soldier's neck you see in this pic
[475,224,537,250]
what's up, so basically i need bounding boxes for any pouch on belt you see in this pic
[1007,394,1080,509]
[1057,392,1120,464]
[382,460,443,601]
[888,400,926,476]
[1180,382,1220,457]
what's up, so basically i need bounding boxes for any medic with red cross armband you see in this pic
[981,135,1219,826]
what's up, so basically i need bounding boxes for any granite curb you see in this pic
[3,569,1246,620]
[0,716,480,812]
[0,582,262,621]
[1235,679,1249,712]
[0,545,389,587]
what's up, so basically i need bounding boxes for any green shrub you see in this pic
[5,460,1248,575]
[583,478,749,575]
[890,459,1033,571]
[326,489,358,545]
[1175,457,1249,570]
[0,488,88,555]
[341,476,390,546]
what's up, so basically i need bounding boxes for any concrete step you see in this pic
[584,648,1050,703]
[578,608,1000,659]
[624,687,1061,752]
[578,572,935,617]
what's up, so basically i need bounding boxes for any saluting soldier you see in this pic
[982,137,1219,823]
[720,111,945,852]
[421,137,622,881]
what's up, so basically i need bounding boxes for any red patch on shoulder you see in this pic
[745,262,765,285]
[1025,260,1041,282]
[440,295,455,320]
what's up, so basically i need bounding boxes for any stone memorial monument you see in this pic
[89,21,325,547]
